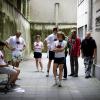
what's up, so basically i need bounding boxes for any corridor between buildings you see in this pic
[0,0,100,100]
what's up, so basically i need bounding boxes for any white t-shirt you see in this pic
[34,41,43,52]
[52,40,67,58]
[0,51,6,65]
[45,33,57,51]
[6,36,26,53]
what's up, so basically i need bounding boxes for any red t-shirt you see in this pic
[68,37,81,57]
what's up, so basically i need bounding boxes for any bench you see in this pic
[0,73,10,93]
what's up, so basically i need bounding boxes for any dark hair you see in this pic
[0,41,6,46]
[53,27,58,32]
[35,35,41,39]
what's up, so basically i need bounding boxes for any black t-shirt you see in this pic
[81,37,97,57]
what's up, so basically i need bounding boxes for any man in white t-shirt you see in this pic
[5,32,26,68]
[44,27,58,77]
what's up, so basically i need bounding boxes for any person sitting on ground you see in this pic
[0,41,20,88]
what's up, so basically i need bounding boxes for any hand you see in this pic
[92,55,96,59]
[81,54,84,58]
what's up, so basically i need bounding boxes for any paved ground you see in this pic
[0,53,100,100]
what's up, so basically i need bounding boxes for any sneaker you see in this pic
[46,73,49,77]
[85,75,91,79]
[53,80,57,86]
[58,81,62,87]
[41,70,44,73]
[73,74,78,77]
[68,74,74,76]
[62,77,67,80]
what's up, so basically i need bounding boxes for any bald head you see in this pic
[86,32,91,39]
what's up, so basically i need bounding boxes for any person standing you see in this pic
[63,34,68,80]
[33,35,44,72]
[52,31,67,87]
[44,27,58,77]
[5,32,26,68]
[68,30,81,77]
[81,32,97,78]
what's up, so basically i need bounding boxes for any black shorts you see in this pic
[34,52,42,58]
[54,57,65,64]
[49,51,55,60]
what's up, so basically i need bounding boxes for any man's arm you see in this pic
[0,64,8,67]
[53,47,65,52]
[93,48,97,58]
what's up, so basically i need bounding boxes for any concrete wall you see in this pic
[77,0,100,80]
[0,0,31,59]
[92,0,100,80]
[77,0,88,28]
[30,0,77,24]
[92,0,100,65]
[77,0,88,38]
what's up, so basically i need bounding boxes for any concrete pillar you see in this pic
[25,0,28,18]
[55,3,59,27]
[87,0,93,31]
[21,0,23,14]
[27,0,30,20]
[23,0,28,18]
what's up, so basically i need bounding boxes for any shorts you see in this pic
[34,52,42,58]
[49,51,55,60]
[0,67,17,74]
[54,57,65,64]
[12,51,23,62]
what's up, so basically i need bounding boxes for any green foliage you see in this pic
[30,27,72,52]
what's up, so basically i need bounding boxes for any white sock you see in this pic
[55,79,57,84]
[59,80,62,85]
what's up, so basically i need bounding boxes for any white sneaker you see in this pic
[53,79,57,86]
[58,81,62,87]
[46,73,49,77]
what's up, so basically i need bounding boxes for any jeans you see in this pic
[63,57,67,78]
[84,57,93,77]
[70,56,79,75]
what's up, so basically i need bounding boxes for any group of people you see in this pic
[0,27,97,88]
[0,32,26,89]
[33,27,97,87]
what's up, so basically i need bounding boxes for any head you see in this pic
[35,35,41,41]
[85,32,91,39]
[53,27,58,34]
[65,32,68,36]
[0,41,6,50]
[57,31,65,41]
[71,30,77,39]
[15,32,21,38]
